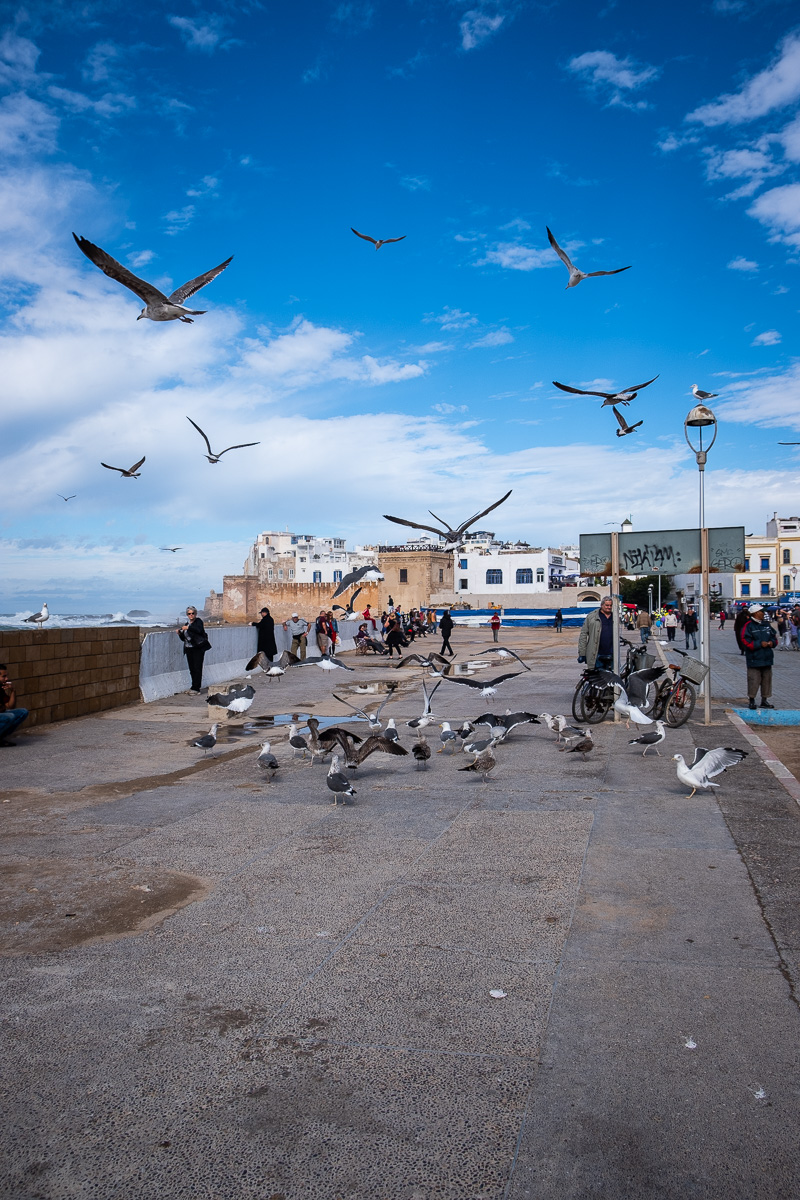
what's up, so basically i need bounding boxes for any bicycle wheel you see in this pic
[580,684,613,725]
[664,679,696,727]
[571,683,584,722]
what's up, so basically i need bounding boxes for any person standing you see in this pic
[733,607,750,656]
[284,613,308,660]
[578,597,615,671]
[741,604,778,710]
[0,663,28,746]
[682,608,698,650]
[315,609,330,655]
[554,609,563,632]
[489,611,501,642]
[362,603,377,631]
[326,611,339,656]
[439,609,455,657]
[636,608,652,645]
[664,609,678,643]
[179,606,210,695]
[251,607,277,661]
[427,608,437,633]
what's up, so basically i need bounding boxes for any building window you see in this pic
[459,578,468,590]
[784,575,791,590]
[743,558,750,571]
[741,583,750,596]
[299,557,306,563]
[760,557,770,570]
[516,568,533,584]
[333,570,342,583]
[486,569,503,585]
[399,568,408,583]
[278,569,284,580]
[260,551,266,559]
[438,569,444,582]
[760,581,770,596]
[313,571,322,583]
[291,537,297,544]
[536,568,545,583]
[783,549,791,564]
[288,569,294,579]
[267,568,273,580]
[459,558,468,570]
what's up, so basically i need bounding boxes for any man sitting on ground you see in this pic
[0,664,28,747]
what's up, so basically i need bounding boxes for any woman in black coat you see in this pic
[252,607,277,660]
[178,606,210,694]
[439,609,455,657]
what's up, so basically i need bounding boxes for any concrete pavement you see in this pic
[1,626,799,1199]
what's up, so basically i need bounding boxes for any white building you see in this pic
[454,543,581,597]
[243,530,376,586]
[733,514,800,602]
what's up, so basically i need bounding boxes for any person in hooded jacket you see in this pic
[741,603,778,710]
[252,607,277,660]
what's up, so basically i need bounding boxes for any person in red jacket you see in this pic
[489,611,501,642]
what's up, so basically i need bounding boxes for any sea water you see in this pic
[0,610,179,631]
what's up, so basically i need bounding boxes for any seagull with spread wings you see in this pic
[673,747,748,798]
[160,546,182,553]
[186,417,260,463]
[57,494,76,502]
[351,227,406,250]
[552,376,658,408]
[440,672,522,699]
[73,234,232,323]
[101,456,146,478]
[331,566,384,600]
[333,691,395,732]
[483,646,530,670]
[546,227,631,289]
[332,587,363,618]
[612,406,644,438]
[383,490,512,547]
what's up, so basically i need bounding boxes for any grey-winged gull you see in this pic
[692,385,718,400]
[383,490,512,548]
[23,603,49,629]
[546,227,631,289]
[332,690,395,731]
[406,679,441,729]
[612,406,643,437]
[331,566,384,600]
[186,417,260,464]
[440,671,522,699]
[326,754,357,804]
[257,741,279,781]
[438,722,458,753]
[351,227,406,250]
[673,746,748,797]
[552,376,658,408]
[73,234,232,323]
[629,721,666,756]
[191,723,218,754]
[101,456,145,479]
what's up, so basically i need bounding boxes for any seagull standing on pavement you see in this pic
[186,417,260,464]
[73,234,232,323]
[559,729,594,759]
[191,723,219,755]
[23,603,49,629]
[629,721,666,756]
[257,742,279,781]
[459,745,497,781]
[547,226,631,289]
[673,747,748,798]
[327,754,357,804]
[412,735,432,770]
[439,722,458,753]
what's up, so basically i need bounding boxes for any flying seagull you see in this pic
[245,651,285,682]
[546,226,631,289]
[612,406,644,438]
[331,566,384,600]
[692,385,718,400]
[475,710,539,741]
[73,235,232,323]
[57,494,76,502]
[778,442,800,446]
[297,653,355,674]
[552,376,658,408]
[351,227,406,250]
[160,547,182,553]
[483,647,530,670]
[333,691,395,732]
[406,679,442,729]
[186,417,260,464]
[673,746,748,798]
[629,721,666,757]
[332,587,363,618]
[23,602,49,629]
[393,651,451,671]
[101,456,145,479]
[440,672,522,698]
[344,734,408,769]
[206,683,255,715]
[383,490,513,547]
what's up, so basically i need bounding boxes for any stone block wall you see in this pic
[0,628,141,727]
[212,577,383,624]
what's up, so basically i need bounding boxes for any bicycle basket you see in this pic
[677,655,709,684]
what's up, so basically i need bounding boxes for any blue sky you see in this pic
[2,0,800,611]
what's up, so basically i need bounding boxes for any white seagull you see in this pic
[406,679,442,729]
[438,722,458,753]
[547,226,631,289]
[333,690,395,732]
[327,754,357,804]
[629,721,666,756]
[691,385,718,401]
[483,646,531,670]
[257,742,279,781]
[297,653,355,674]
[23,602,50,629]
[439,672,522,699]
[673,747,748,798]
[612,406,643,438]
[613,684,653,728]
[552,376,658,408]
[246,651,285,682]
[186,417,260,464]
[191,723,219,755]
[73,234,232,323]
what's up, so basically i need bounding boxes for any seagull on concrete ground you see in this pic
[462,734,497,755]
[351,227,406,250]
[456,721,475,743]
[297,653,355,674]
[383,490,512,548]
[191,723,219,755]
[246,651,285,681]
[186,417,260,464]
[333,691,395,732]
[673,747,748,798]
[473,709,539,742]
[591,665,665,725]
[539,713,582,742]
[629,721,666,756]
[317,726,362,762]
[439,722,458,753]
[546,226,631,289]
[412,735,432,770]
[440,671,522,699]
[101,456,145,478]
[552,377,658,408]
[692,385,718,400]
[23,603,49,629]
[613,685,653,728]
[406,679,442,729]
[206,684,255,715]
[331,565,384,600]
[483,646,531,670]
[73,234,232,323]
[57,494,76,502]
[327,754,357,804]
[257,741,279,781]
[384,718,400,744]
[459,744,497,782]
[612,406,643,438]
[558,729,594,759]
[288,723,310,759]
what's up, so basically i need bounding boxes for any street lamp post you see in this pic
[684,404,718,726]
[792,565,798,599]
[648,584,653,616]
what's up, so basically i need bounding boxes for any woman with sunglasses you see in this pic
[178,606,210,695]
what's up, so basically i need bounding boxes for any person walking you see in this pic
[718,610,727,630]
[326,611,339,655]
[664,609,678,643]
[489,611,501,642]
[578,597,615,671]
[439,609,455,657]
[733,607,750,656]
[0,663,28,746]
[284,613,308,660]
[636,607,652,645]
[777,611,789,651]
[741,604,778,709]
[385,615,407,658]
[554,608,563,632]
[682,607,698,650]
[315,609,330,655]
[427,608,437,633]
[251,607,277,661]
[178,605,210,695]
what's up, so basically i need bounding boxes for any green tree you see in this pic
[619,575,673,610]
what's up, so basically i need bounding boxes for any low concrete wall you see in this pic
[0,628,141,727]
[139,621,361,702]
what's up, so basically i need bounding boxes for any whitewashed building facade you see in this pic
[243,530,377,586]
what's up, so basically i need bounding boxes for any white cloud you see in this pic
[499,217,530,231]
[716,361,800,428]
[163,204,196,235]
[704,145,783,197]
[687,32,800,127]
[476,242,556,271]
[128,249,155,268]
[747,182,800,247]
[167,14,227,53]
[0,32,41,89]
[0,92,58,156]
[751,329,781,346]
[400,174,430,191]
[414,341,452,353]
[48,85,136,119]
[432,402,468,414]
[459,11,505,52]
[567,49,659,108]
[656,130,700,153]
[82,41,123,84]
[776,112,800,162]
[727,255,759,271]
[470,327,514,348]
[424,306,479,330]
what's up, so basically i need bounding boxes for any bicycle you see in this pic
[648,651,700,727]
[571,640,653,725]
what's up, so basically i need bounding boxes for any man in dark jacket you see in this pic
[682,608,698,650]
[252,607,277,660]
[439,609,455,657]
[741,604,778,709]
